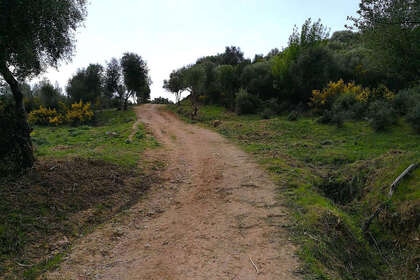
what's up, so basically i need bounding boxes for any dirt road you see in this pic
[45,104,299,279]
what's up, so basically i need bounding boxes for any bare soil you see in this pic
[0,158,154,278]
[44,104,300,280]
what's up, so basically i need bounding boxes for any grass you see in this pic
[0,108,159,279]
[168,103,420,280]
[31,109,159,167]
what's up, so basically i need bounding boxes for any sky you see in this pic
[41,0,361,101]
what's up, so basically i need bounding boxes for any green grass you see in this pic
[168,103,420,280]
[31,109,158,167]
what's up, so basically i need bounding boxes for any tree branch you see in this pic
[363,163,419,233]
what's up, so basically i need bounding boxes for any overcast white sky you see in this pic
[40,0,360,101]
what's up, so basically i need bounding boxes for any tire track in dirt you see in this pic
[45,104,300,280]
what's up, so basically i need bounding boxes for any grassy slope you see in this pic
[32,109,159,167]
[168,103,420,280]
[0,109,159,279]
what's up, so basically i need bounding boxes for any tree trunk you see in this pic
[0,63,35,171]
[190,91,199,119]
[123,99,128,111]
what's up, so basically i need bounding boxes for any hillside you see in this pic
[169,102,420,280]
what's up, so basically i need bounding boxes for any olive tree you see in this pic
[105,58,125,108]
[349,0,420,87]
[215,65,237,109]
[0,0,87,171]
[183,65,206,118]
[105,53,150,110]
[121,53,151,109]
[66,64,104,104]
[163,68,186,104]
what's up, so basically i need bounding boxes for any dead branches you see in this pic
[362,163,418,233]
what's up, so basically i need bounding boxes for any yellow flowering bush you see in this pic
[28,106,61,125]
[28,101,94,126]
[65,101,94,125]
[311,80,394,111]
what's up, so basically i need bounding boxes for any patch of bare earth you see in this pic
[0,158,155,278]
[44,104,300,280]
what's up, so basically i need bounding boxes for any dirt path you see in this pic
[45,104,300,280]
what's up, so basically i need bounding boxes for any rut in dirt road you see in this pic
[45,104,300,280]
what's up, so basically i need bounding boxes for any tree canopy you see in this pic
[349,0,420,87]
[66,64,104,104]
[121,53,151,105]
[163,69,186,104]
[0,0,87,79]
[0,0,88,173]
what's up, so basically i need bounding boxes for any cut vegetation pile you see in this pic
[0,109,159,279]
[169,103,420,280]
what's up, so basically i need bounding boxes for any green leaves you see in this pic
[0,0,87,78]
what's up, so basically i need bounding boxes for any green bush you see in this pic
[264,98,281,114]
[260,108,274,119]
[235,89,261,115]
[287,110,299,121]
[392,87,420,115]
[332,93,367,120]
[368,100,397,131]
[407,104,420,133]
[317,110,344,128]
[152,97,173,104]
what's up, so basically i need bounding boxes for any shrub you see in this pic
[152,97,173,104]
[235,89,261,115]
[407,104,420,133]
[332,93,367,120]
[311,80,367,112]
[287,110,299,121]
[317,110,344,128]
[28,101,94,126]
[392,87,420,115]
[264,98,281,114]
[311,80,394,113]
[24,96,41,112]
[66,101,94,125]
[261,108,274,119]
[28,106,62,126]
[368,100,397,131]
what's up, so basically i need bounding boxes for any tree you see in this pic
[290,46,339,104]
[222,46,246,66]
[215,65,237,109]
[289,18,330,48]
[33,79,63,109]
[271,18,333,106]
[121,53,151,109]
[0,0,87,171]
[105,58,125,108]
[0,79,11,96]
[163,68,186,104]
[66,64,104,104]
[184,65,206,118]
[104,53,151,110]
[265,48,280,59]
[349,0,420,87]
[241,62,275,100]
